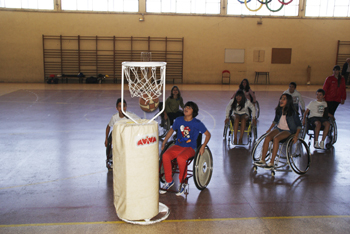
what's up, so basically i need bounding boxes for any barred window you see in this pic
[305,0,350,17]
[0,0,54,10]
[61,0,138,12]
[146,0,221,14]
[227,0,299,17]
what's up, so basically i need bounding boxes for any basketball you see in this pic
[139,93,159,112]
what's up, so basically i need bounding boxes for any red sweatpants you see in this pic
[162,145,195,183]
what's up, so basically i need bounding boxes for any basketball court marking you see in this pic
[1,215,350,228]
[199,108,216,130]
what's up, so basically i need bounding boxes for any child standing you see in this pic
[160,101,211,196]
[225,90,257,145]
[255,94,301,169]
[303,89,330,149]
[283,82,305,115]
[104,98,139,169]
[164,85,185,125]
[231,79,257,103]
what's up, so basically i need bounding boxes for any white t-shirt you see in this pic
[306,100,327,118]
[108,111,140,127]
[283,89,305,110]
[225,99,256,118]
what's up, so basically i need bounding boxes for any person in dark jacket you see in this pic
[341,58,350,85]
[255,94,301,169]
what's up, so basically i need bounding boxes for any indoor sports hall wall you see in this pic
[0,10,349,84]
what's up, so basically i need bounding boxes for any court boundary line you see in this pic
[1,215,350,228]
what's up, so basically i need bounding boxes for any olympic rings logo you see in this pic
[236,0,294,12]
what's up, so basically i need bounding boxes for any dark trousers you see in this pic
[344,72,349,85]
[326,101,340,116]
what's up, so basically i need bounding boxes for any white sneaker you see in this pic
[320,141,324,149]
[159,180,174,194]
[314,141,320,149]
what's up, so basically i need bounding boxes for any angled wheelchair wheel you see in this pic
[251,133,269,161]
[286,138,311,174]
[223,121,229,140]
[193,146,213,190]
[255,101,260,119]
[300,118,308,140]
[159,141,175,183]
[326,118,337,148]
[106,133,113,169]
[253,125,258,139]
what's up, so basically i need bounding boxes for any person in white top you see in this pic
[225,90,256,145]
[302,89,330,149]
[283,82,305,115]
[105,98,140,169]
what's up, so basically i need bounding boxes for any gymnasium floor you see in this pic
[1,83,350,234]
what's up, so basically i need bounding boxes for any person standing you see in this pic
[341,58,350,86]
[323,65,346,119]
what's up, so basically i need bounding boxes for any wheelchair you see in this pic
[223,114,257,146]
[154,102,171,139]
[159,133,213,195]
[301,117,337,149]
[251,133,311,176]
[254,101,260,119]
[106,133,113,170]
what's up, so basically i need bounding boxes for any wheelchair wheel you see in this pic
[254,101,260,119]
[253,125,258,139]
[326,118,337,148]
[155,114,170,139]
[251,133,268,161]
[159,141,175,183]
[193,146,213,190]
[286,138,311,174]
[300,118,308,140]
[223,121,229,140]
[106,133,113,168]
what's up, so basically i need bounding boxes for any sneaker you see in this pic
[314,141,320,149]
[176,183,186,196]
[159,180,174,194]
[254,160,266,166]
[264,162,275,169]
[320,141,324,149]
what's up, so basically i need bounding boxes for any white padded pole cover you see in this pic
[113,119,159,221]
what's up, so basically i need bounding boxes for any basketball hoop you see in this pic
[121,61,167,124]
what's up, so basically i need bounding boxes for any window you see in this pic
[227,0,299,17]
[61,0,138,12]
[305,0,350,17]
[146,0,221,14]
[0,0,54,10]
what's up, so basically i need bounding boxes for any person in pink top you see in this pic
[254,94,301,169]
[231,79,256,103]
[322,65,346,119]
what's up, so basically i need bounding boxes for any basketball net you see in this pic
[125,65,163,102]
[121,61,167,124]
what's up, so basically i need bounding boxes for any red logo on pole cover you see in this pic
[136,135,157,146]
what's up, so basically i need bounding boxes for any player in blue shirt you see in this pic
[160,101,211,196]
